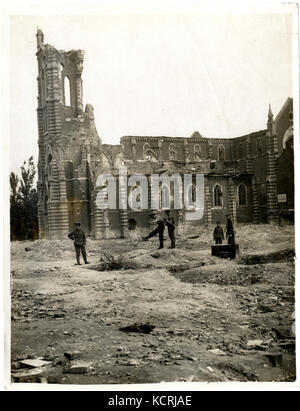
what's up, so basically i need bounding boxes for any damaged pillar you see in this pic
[75,50,84,116]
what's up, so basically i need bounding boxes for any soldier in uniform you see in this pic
[142,216,165,249]
[164,210,176,249]
[225,214,235,245]
[213,221,224,244]
[68,222,90,265]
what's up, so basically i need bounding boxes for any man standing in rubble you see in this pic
[142,214,165,249]
[213,221,224,244]
[68,222,90,265]
[225,214,235,245]
[164,210,176,249]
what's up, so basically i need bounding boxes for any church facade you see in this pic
[36,30,294,239]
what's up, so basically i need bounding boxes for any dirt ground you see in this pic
[10,224,295,385]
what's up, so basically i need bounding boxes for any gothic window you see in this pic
[143,143,158,161]
[194,144,201,160]
[289,111,293,121]
[257,139,263,156]
[64,76,71,106]
[213,184,223,207]
[169,143,176,160]
[218,145,225,161]
[238,184,247,206]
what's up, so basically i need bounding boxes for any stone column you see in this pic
[266,106,279,224]
[119,176,128,238]
[48,159,69,237]
[251,177,260,224]
[246,136,253,174]
[228,178,237,224]
[94,191,105,240]
[37,181,45,238]
[208,143,213,159]
[183,140,189,163]
[204,184,212,226]
[46,50,62,139]
[75,50,85,116]
[147,175,157,232]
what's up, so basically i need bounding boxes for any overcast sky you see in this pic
[9,10,295,175]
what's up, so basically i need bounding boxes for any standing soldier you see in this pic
[164,210,176,249]
[68,222,90,265]
[142,215,165,249]
[225,214,235,245]
[213,221,224,244]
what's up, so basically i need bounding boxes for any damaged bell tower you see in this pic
[36,28,103,238]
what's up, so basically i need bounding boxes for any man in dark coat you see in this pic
[143,216,165,249]
[68,222,90,265]
[225,215,235,245]
[213,221,224,244]
[164,210,176,249]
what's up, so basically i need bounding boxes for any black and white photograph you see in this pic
[2,1,299,391]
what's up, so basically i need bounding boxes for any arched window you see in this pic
[47,153,52,177]
[213,184,223,207]
[194,144,201,160]
[218,145,225,160]
[64,76,71,106]
[238,184,247,206]
[257,139,263,156]
[143,143,158,161]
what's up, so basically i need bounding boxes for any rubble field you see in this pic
[10,224,295,384]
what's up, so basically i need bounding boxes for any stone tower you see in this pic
[36,29,102,238]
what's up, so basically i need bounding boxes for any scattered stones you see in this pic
[63,361,92,374]
[54,313,65,319]
[272,326,292,339]
[247,340,265,349]
[64,351,82,360]
[262,352,283,367]
[19,359,52,368]
[119,322,155,334]
[25,247,32,252]
[12,366,51,382]
[209,348,227,356]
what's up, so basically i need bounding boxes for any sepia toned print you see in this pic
[9,11,296,386]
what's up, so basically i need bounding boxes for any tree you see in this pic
[10,156,38,240]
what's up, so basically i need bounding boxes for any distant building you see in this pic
[35,29,294,238]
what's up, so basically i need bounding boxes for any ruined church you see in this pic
[36,29,294,239]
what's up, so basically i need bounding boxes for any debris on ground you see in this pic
[10,224,295,383]
[119,322,156,334]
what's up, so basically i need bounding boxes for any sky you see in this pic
[8,9,296,176]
